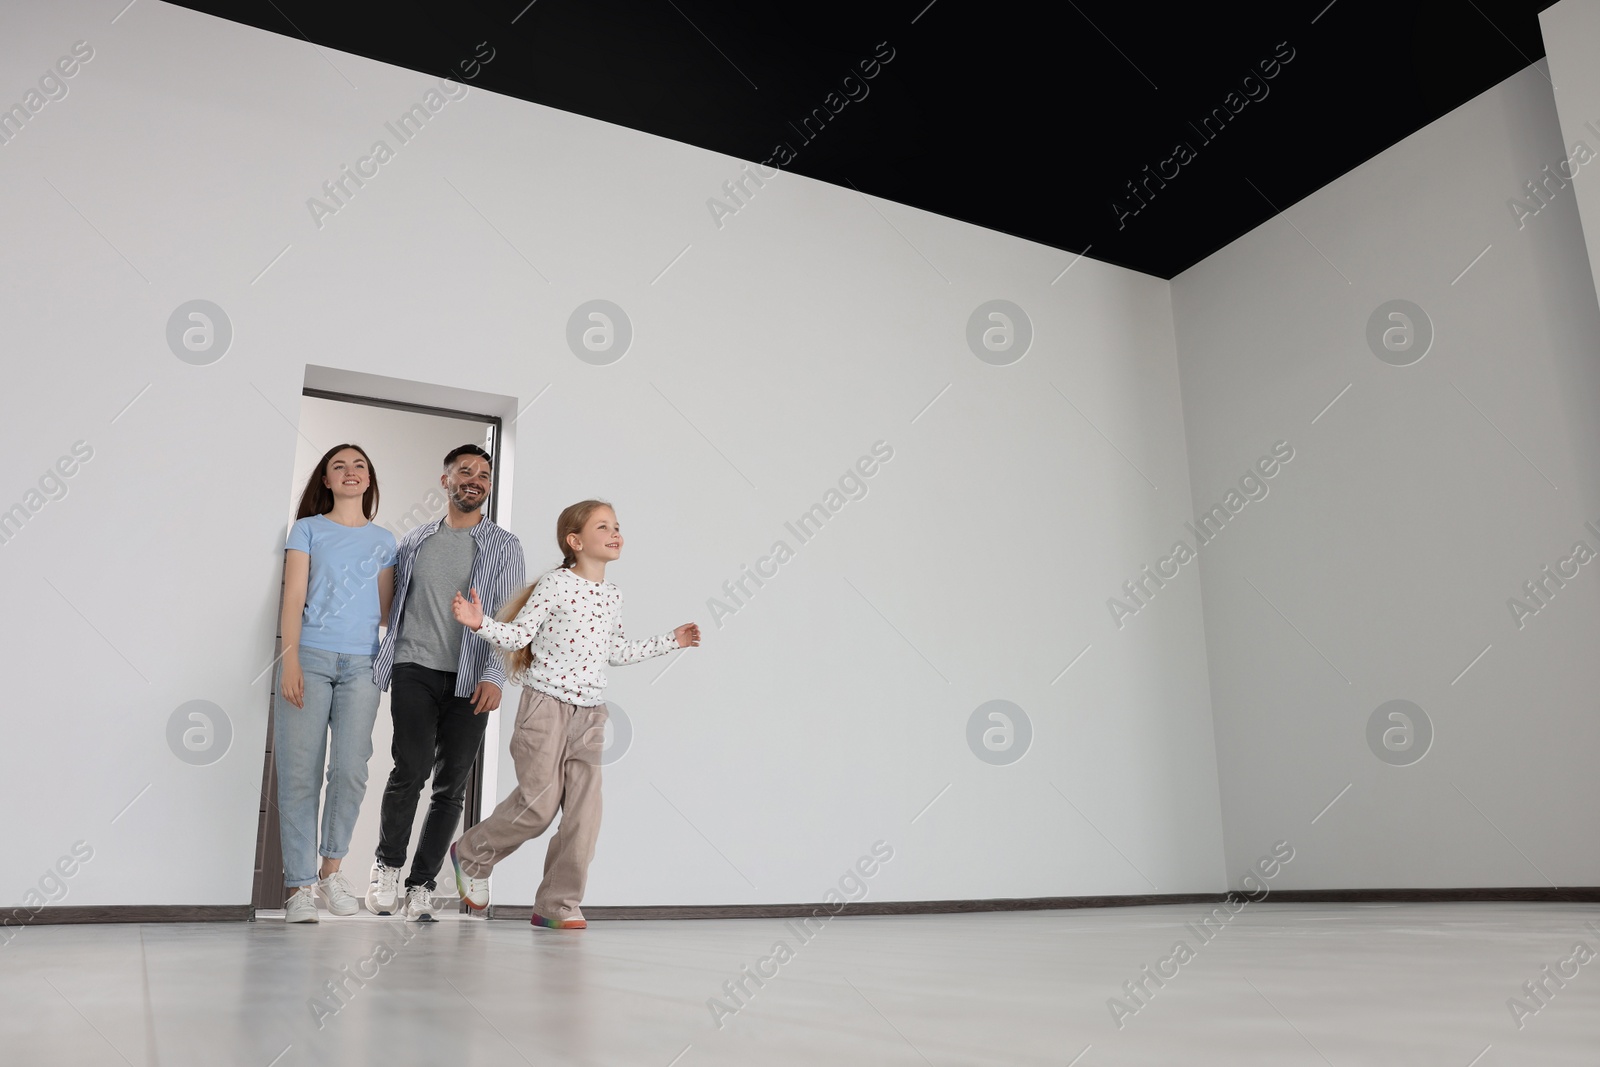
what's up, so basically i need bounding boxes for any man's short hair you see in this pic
[444,444,492,470]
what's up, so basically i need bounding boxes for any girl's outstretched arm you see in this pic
[465,573,556,651]
[608,606,685,666]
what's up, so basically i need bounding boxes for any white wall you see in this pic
[1171,60,1600,888]
[0,0,1224,908]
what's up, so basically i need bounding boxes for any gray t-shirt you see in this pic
[394,522,478,673]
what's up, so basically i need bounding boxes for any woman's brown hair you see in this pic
[498,499,613,677]
[294,444,380,521]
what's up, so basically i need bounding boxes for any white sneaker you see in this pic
[318,870,359,916]
[284,885,320,923]
[366,863,401,915]
[400,884,437,922]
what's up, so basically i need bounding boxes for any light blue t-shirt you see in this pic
[286,514,398,656]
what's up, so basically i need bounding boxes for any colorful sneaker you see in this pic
[401,884,437,923]
[450,842,490,910]
[366,863,401,915]
[284,885,320,923]
[318,870,359,916]
[530,907,586,930]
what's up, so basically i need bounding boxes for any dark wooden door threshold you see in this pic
[10,887,1598,928]
[487,886,1600,922]
[9,905,252,927]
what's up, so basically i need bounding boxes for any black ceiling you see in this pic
[173,0,1555,278]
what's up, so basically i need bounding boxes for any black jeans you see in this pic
[376,662,490,890]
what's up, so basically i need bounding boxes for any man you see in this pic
[366,444,524,920]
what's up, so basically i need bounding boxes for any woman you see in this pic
[275,444,397,923]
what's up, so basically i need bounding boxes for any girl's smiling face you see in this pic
[323,447,370,499]
[572,506,623,562]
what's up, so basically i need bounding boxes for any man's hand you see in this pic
[471,680,502,715]
[674,622,701,648]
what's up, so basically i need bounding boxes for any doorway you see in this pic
[252,387,504,912]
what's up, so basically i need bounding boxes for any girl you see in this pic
[275,444,397,923]
[446,499,699,928]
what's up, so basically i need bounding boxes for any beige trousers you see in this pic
[456,688,606,920]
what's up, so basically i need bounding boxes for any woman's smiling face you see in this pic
[323,448,370,498]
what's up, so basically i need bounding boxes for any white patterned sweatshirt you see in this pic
[472,566,678,706]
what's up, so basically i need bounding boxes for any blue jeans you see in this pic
[274,645,380,888]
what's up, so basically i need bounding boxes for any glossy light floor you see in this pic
[4,902,1598,1065]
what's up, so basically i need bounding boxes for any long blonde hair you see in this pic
[498,499,614,676]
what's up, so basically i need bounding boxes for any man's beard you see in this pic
[451,488,486,513]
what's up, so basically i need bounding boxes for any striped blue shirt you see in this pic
[372,515,525,697]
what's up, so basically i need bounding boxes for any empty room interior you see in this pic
[3,0,1599,1063]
